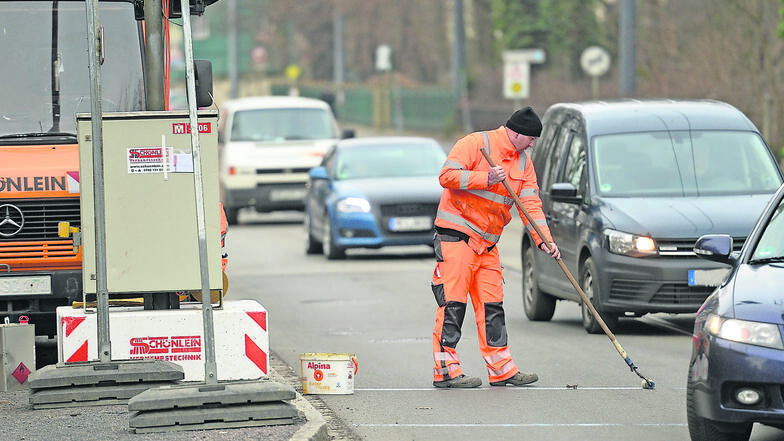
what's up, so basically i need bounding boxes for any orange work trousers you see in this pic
[431,232,519,383]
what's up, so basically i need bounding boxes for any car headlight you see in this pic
[604,229,657,257]
[337,197,371,213]
[707,314,784,350]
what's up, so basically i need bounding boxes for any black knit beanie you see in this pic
[506,106,542,137]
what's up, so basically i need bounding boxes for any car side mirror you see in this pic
[550,182,580,202]
[309,166,328,180]
[694,234,736,266]
[341,129,355,139]
[193,60,213,108]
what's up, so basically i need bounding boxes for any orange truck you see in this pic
[0,0,216,343]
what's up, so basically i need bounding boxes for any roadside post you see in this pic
[502,49,545,108]
[580,45,611,99]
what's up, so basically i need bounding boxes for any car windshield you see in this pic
[749,196,784,263]
[230,108,338,142]
[592,130,782,197]
[335,142,446,180]
[0,1,144,138]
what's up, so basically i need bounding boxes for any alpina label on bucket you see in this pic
[307,361,330,370]
[300,352,358,395]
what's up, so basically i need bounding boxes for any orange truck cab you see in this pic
[0,0,146,338]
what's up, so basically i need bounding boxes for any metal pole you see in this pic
[227,0,239,99]
[619,0,636,97]
[332,7,345,113]
[85,0,110,363]
[452,0,472,132]
[333,9,344,85]
[144,0,165,110]
[180,0,218,385]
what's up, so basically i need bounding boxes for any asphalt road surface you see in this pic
[222,210,784,441]
[5,208,784,441]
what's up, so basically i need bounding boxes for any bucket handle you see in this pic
[351,356,358,375]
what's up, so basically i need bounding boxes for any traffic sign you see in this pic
[502,49,545,100]
[580,46,611,77]
[375,45,392,72]
[285,64,301,80]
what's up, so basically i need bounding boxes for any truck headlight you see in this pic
[337,197,370,213]
[707,315,784,350]
[604,229,657,257]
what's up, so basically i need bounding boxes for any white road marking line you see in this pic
[355,387,653,391]
[354,423,687,427]
[640,315,693,335]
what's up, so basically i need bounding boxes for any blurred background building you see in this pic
[168,0,784,162]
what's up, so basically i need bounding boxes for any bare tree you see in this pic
[636,0,784,149]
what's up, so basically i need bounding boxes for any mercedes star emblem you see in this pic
[0,204,25,237]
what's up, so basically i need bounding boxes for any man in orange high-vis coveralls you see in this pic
[431,106,561,388]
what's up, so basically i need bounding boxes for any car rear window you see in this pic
[592,130,782,197]
[335,142,445,180]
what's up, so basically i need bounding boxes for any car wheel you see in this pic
[225,207,240,226]
[323,216,346,260]
[580,257,618,334]
[304,211,322,255]
[522,244,556,321]
[687,380,752,441]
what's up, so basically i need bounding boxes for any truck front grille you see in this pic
[0,198,80,260]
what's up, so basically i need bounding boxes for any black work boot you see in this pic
[433,374,482,388]
[490,372,538,386]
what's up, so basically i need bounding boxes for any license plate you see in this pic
[688,269,730,287]
[269,188,306,201]
[389,216,432,232]
[0,276,52,296]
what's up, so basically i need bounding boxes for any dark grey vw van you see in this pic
[523,100,783,333]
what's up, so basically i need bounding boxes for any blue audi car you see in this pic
[304,136,446,259]
[687,183,784,441]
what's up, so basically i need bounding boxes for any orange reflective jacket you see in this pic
[434,126,552,254]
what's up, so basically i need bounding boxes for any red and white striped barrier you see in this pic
[56,299,269,382]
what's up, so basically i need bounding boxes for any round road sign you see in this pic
[580,46,611,77]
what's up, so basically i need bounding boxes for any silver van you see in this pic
[523,99,783,333]
[217,96,353,224]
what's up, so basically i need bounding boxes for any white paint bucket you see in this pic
[300,353,358,395]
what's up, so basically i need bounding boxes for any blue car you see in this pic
[687,183,784,440]
[304,136,446,259]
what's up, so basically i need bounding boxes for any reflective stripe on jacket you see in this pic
[434,126,552,254]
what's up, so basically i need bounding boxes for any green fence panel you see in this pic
[338,87,375,126]
[395,87,455,132]
[265,82,455,132]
